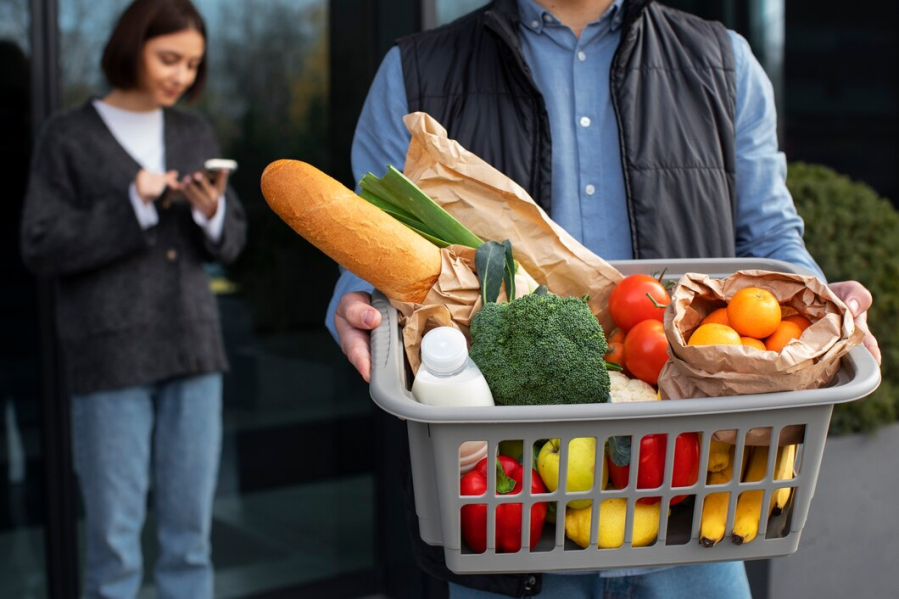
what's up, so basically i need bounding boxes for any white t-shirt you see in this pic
[93,99,225,243]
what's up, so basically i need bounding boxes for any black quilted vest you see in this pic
[396,1,736,595]
[399,0,737,260]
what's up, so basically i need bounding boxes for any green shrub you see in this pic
[787,162,899,435]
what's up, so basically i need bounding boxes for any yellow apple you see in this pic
[537,437,603,509]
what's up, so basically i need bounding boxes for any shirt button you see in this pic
[578,51,587,61]
[166,248,178,263]
[585,184,596,196]
[579,116,591,128]
[531,20,540,29]
[543,13,553,22]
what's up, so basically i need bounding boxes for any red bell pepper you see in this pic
[460,455,548,553]
[606,433,700,505]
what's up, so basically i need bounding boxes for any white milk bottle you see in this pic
[411,327,495,408]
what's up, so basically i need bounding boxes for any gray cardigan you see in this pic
[21,100,247,394]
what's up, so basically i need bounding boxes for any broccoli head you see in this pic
[468,293,611,406]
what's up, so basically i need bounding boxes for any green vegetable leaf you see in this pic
[608,436,631,468]
[380,166,484,248]
[475,241,507,305]
[502,239,516,301]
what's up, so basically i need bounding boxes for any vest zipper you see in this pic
[609,22,641,259]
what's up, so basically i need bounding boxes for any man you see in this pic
[327,0,879,596]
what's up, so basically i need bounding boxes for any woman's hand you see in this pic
[182,170,229,219]
[134,169,181,204]
[829,280,881,365]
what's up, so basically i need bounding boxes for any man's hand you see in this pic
[335,291,382,382]
[829,280,881,365]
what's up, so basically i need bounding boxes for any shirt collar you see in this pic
[516,0,626,35]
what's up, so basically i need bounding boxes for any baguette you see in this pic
[261,159,441,303]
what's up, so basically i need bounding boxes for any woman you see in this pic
[20,1,246,597]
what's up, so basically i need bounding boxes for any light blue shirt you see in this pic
[326,0,822,340]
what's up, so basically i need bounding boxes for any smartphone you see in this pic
[204,158,238,180]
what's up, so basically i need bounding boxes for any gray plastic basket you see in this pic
[368,258,881,574]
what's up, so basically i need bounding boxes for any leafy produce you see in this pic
[469,292,612,405]
[622,319,670,386]
[359,167,540,293]
[359,166,483,248]
[469,241,613,406]
[606,433,700,505]
[460,456,547,553]
[608,273,669,333]
[536,438,604,510]
[564,498,660,549]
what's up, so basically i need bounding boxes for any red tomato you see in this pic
[623,319,669,386]
[609,274,670,333]
[605,328,627,374]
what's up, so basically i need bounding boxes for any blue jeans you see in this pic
[449,562,752,598]
[71,374,222,599]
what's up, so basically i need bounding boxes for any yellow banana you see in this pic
[699,445,735,547]
[732,445,769,545]
[707,438,732,473]
[770,444,796,515]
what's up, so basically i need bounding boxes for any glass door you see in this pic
[54,0,377,596]
[0,1,50,597]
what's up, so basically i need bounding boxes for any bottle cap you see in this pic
[420,327,469,375]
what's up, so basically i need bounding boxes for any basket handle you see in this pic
[369,291,422,419]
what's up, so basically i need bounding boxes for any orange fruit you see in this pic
[727,287,781,338]
[783,314,812,332]
[701,307,731,327]
[688,323,743,347]
[741,337,767,351]
[764,321,803,352]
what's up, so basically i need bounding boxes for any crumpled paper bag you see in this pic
[657,270,865,444]
[390,112,623,371]
[389,244,529,374]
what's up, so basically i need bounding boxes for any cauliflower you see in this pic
[608,371,659,403]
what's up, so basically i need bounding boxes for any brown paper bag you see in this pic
[388,245,530,374]
[657,270,865,444]
[389,112,623,371]
[401,112,622,333]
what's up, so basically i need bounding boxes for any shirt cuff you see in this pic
[192,196,226,244]
[129,183,159,230]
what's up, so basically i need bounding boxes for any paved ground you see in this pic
[769,422,899,599]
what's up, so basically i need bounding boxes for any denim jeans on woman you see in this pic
[71,373,222,599]
[449,562,752,599]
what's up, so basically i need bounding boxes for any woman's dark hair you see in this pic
[101,0,208,102]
